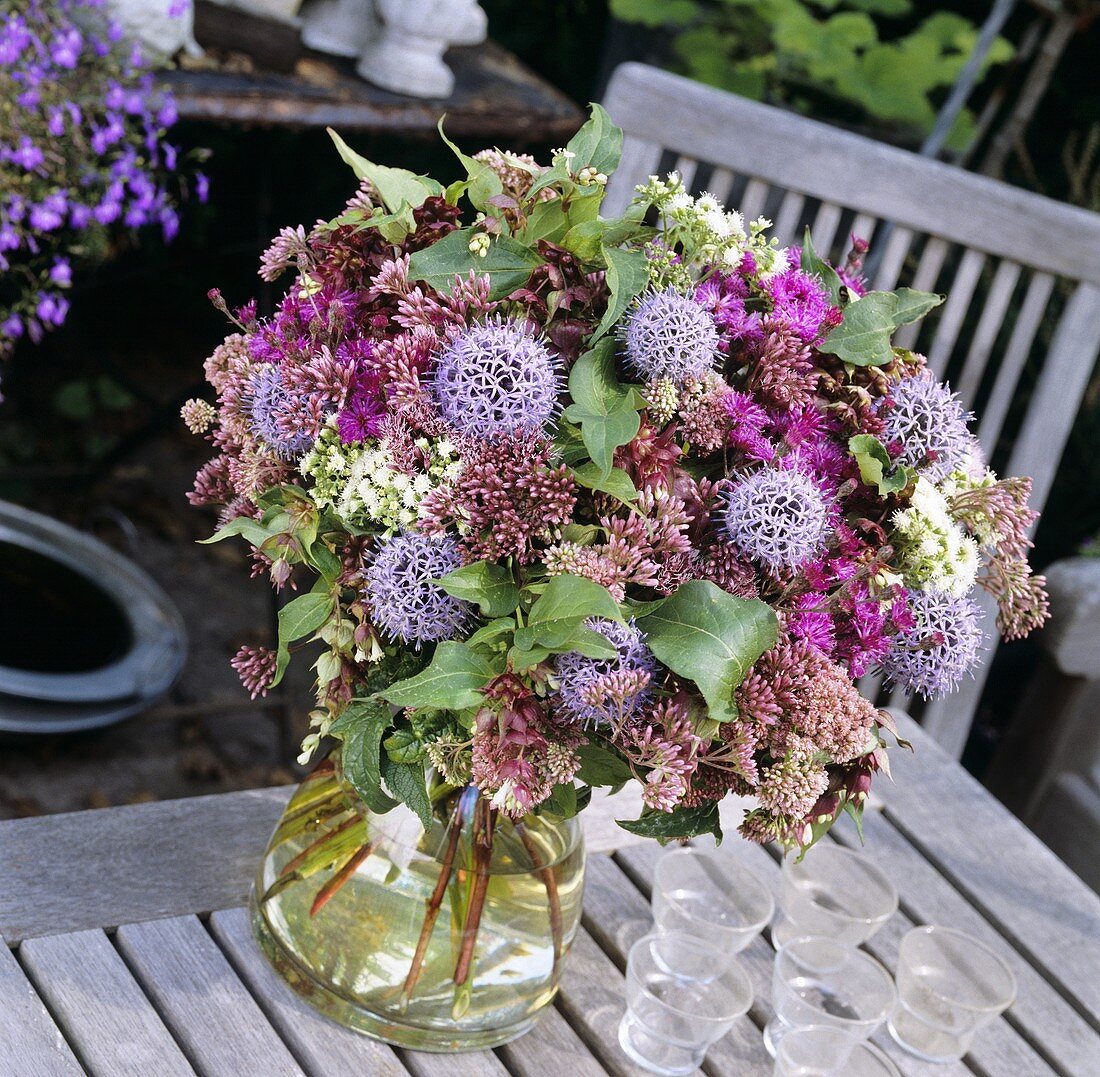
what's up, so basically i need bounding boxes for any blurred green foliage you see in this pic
[610,0,1013,149]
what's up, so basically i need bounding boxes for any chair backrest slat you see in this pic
[672,155,699,193]
[603,63,1100,757]
[956,260,1023,408]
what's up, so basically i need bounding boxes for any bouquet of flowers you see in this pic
[188,107,1048,855]
[0,0,205,358]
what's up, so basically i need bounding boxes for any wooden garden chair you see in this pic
[602,63,1100,759]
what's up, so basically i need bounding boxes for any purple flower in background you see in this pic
[623,287,718,383]
[555,619,656,726]
[365,532,472,647]
[723,467,833,573]
[879,374,975,482]
[432,316,561,438]
[880,589,984,699]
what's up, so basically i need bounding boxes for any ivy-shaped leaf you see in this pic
[330,698,398,815]
[848,434,914,495]
[562,338,642,478]
[565,102,624,177]
[328,129,441,213]
[380,641,501,711]
[381,756,433,829]
[513,574,622,652]
[576,744,635,787]
[436,561,520,618]
[436,118,504,212]
[801,227,843,305]
[820,288,944,366]
[407,228,544,301]
[569,461,638,503]
[617,803,723,844]
[199,516,272,548]
[638,580,777,723]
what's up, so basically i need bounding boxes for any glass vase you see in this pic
[250,751,586,1051]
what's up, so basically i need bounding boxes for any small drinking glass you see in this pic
[773,1026,901,1076]
[653,846,775,954]
[765,936,896,1056]
[889,926,1017,1062]
[773,844,898,948]
[619,931,754,1076]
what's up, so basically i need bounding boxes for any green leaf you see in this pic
[436,118,504,212]
[820,288,944,366]
[610,0,699,28]
[576,744,634,787]
[407,227,544,301]
[801,228,843,305]
[638,580,777,723]
[381,756,433,829]
[618,803,723,844]
[328,128,441,213]
[307,542,343,586]
[561,338,642,478]
[591,244,649,342]
[569,462,638,503]
[540,782,578,819]
[380,641,500,711]
[332,698,398,814]
[848,434,914,495]
[271,591,334,688]
[199,516,272,548]
[436,561,520,618]
[561,219,607,263]
[465,617,517,649]
[513,574,622,652]
[384,726,426,764]
[566,103,624,177]
[521,198,570,244]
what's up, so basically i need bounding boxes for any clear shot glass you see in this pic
[889,926,1017,1062]
[764,936,896,1057]
[772,1025,901,1076]
[653,846,775,954]
[618,931,754,1076]
[773,844,898,948]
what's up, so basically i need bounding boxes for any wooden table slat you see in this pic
[0,943,83,1077]
[495,1000,609,1077]
[834,808,1100,1074]
[115,914,304,1077]
[887,713,1100,1023]
[397,1049,510,1077]
[208,907,408,1077]
[19,929,195,1077]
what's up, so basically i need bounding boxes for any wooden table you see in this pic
[2,715,1098,1076]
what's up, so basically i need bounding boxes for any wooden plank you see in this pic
[927,248,988,375]
[208,907,408,1077]
[496,1004,606,1077]
[19,929,195,1077]
[582,855,772,1076]
[955,260,1022,408]
[399,1050,509,1077]
[0,786,292,943]
[615,841,970,1077]
[883,712,1100,1024]
[738,179,770,223]
[556,927,697,1077]
[809,201,843,255]
[116,915,304,1076]
[894,238,949,350]
[706,166,737,204]
[849,212,878,250]
[832,811,1100,1075]
[772,191,806,247]
[672,155,699,194]
[872,226,915,292]
[0,943,83,1077]
[603,135,662,216]
[603,63,1100,283]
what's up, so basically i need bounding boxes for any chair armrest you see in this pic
[1040,557,1100,677]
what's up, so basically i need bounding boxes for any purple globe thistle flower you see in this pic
[248,365,315,459]
[555,618,656,726]
[431,316,561,439]
[365,532,472,647]
[879,374,976,482]
[722,467,833,573]
[880,589,984,700]
[622,288,719,384]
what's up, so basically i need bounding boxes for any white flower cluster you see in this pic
[892,478,979,596]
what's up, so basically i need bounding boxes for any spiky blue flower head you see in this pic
[555,618,656,726]
[880,589,984,700]
[880,374,976,483]
[622,287,719,383]
[432,316,562,439]
[722,467,833,572]
[364,531,472,647]
[249,364,315,458]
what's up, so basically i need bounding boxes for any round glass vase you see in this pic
[250,750,586,1052]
